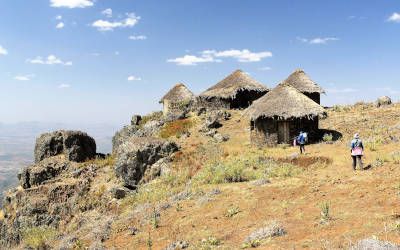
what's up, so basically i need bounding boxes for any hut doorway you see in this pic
[278,121,290,144]
[230,90,266,109]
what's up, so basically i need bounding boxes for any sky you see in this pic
[1,0,400,125]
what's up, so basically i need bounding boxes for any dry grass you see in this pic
[159,118,194,139]
[104,105,400,249]
[22,226,58,249]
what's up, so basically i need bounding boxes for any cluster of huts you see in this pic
[159,69,326,146]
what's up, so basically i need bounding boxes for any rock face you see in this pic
[34,130,96,163]
[376,96,392,108]
[131,115,142,126]
[18,157,70,189]
[114,137,178,188]
[112,125,138,153]
[352,239,400,250]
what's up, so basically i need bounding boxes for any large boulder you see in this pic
[131,115,142,126]
[352,239,400,250]
[114,137,178,188]
[112,125,138,154]
[18,157,70,189]
[375,96,392,108]
[34,130,96,163]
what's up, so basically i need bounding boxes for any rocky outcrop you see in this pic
[114,137,178,189]
[376,96,392,108]
[352,239,400,250]
[131,115,142,126]
[34,130,96,163]
[18,157,70,189]
[112,125,138,153]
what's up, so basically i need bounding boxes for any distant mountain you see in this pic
[0,121,120,206]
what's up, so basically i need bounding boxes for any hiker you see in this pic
[350,133,364,170]
[297,131,307,154]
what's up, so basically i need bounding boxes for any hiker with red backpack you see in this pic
[350,133,364,170]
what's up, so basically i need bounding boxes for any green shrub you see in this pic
[320,202,331,223]
[391,151,400,164]
[242,239,261,248]
[194,157,261,184]
[267,163,301,178]
[22,226,57,249]
[225,206,241,217]
[322,133,333,142]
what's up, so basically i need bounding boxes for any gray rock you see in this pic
[18,157,70,189]
[114,137,178,188]
[131,115,142,126]
[244,221,286,243]
[110,187,129,199]
[164,110,188,122]
[352,239,400,250]
[376,96,392,108]
[34,130,96,163]
[164,240,189,250]
[112,125,138,154]
[213,133,229,143]
[251,179,271,186]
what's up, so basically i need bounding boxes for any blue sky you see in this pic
[1,0,400,125]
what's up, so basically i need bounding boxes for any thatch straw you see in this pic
[283,69,325,94]
[245,83,326,121]
[160,83,195,103]
[200,69,269,99]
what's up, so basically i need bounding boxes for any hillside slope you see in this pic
[1,103,400,249]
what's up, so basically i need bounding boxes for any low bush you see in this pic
[22,226,57,249]
[267,163,301,178]
[159,119,194,139]
[320,201,331,223]
[225,206,241,217]
[322,133,333,142]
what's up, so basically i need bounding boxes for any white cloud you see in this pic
[50,0,94,8]
[208,49,272,62]
[127,75,141,81]
[92,13,140,31]
[326,88,358,93]
[56,15,62,20]
[375,87,400,94]
[58,84,71,88]
[129,35,147,40]
[297,37,339,45]
[56,22,65,29]
[168,49,272,66]
[259,66,272,71]
[27,55,72,66]
[0,45,7,55]
[167,54,217,66]
[14,74,34,81]
[102,8,113,18]
[388,12,400,23]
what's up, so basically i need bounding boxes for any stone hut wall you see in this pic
[250,117,320,146]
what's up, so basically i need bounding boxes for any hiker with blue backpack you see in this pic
[350,133,364,170]
[296,131,308,154]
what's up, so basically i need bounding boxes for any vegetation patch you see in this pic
[159,119,194,139]
[22,226,58,249]
[138,111,163,128]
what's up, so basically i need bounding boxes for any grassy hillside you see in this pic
[102,103,400,249]
[2,103,400,249]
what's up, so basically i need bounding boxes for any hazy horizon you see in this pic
[1,0,400,124]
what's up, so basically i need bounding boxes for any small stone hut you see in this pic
[159,83,196,115]
[246,83,326,146]
[282,69,325,104]
[198,69,269,110]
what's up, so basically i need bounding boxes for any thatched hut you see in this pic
[246,83,326,146]
[198,69,269,110]
[282,69,325,104]
[159,83,196,115]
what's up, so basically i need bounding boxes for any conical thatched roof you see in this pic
[160,83,195,103]
[200,69,269,99]
[245,83,326,121]
[282,69,325,94]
